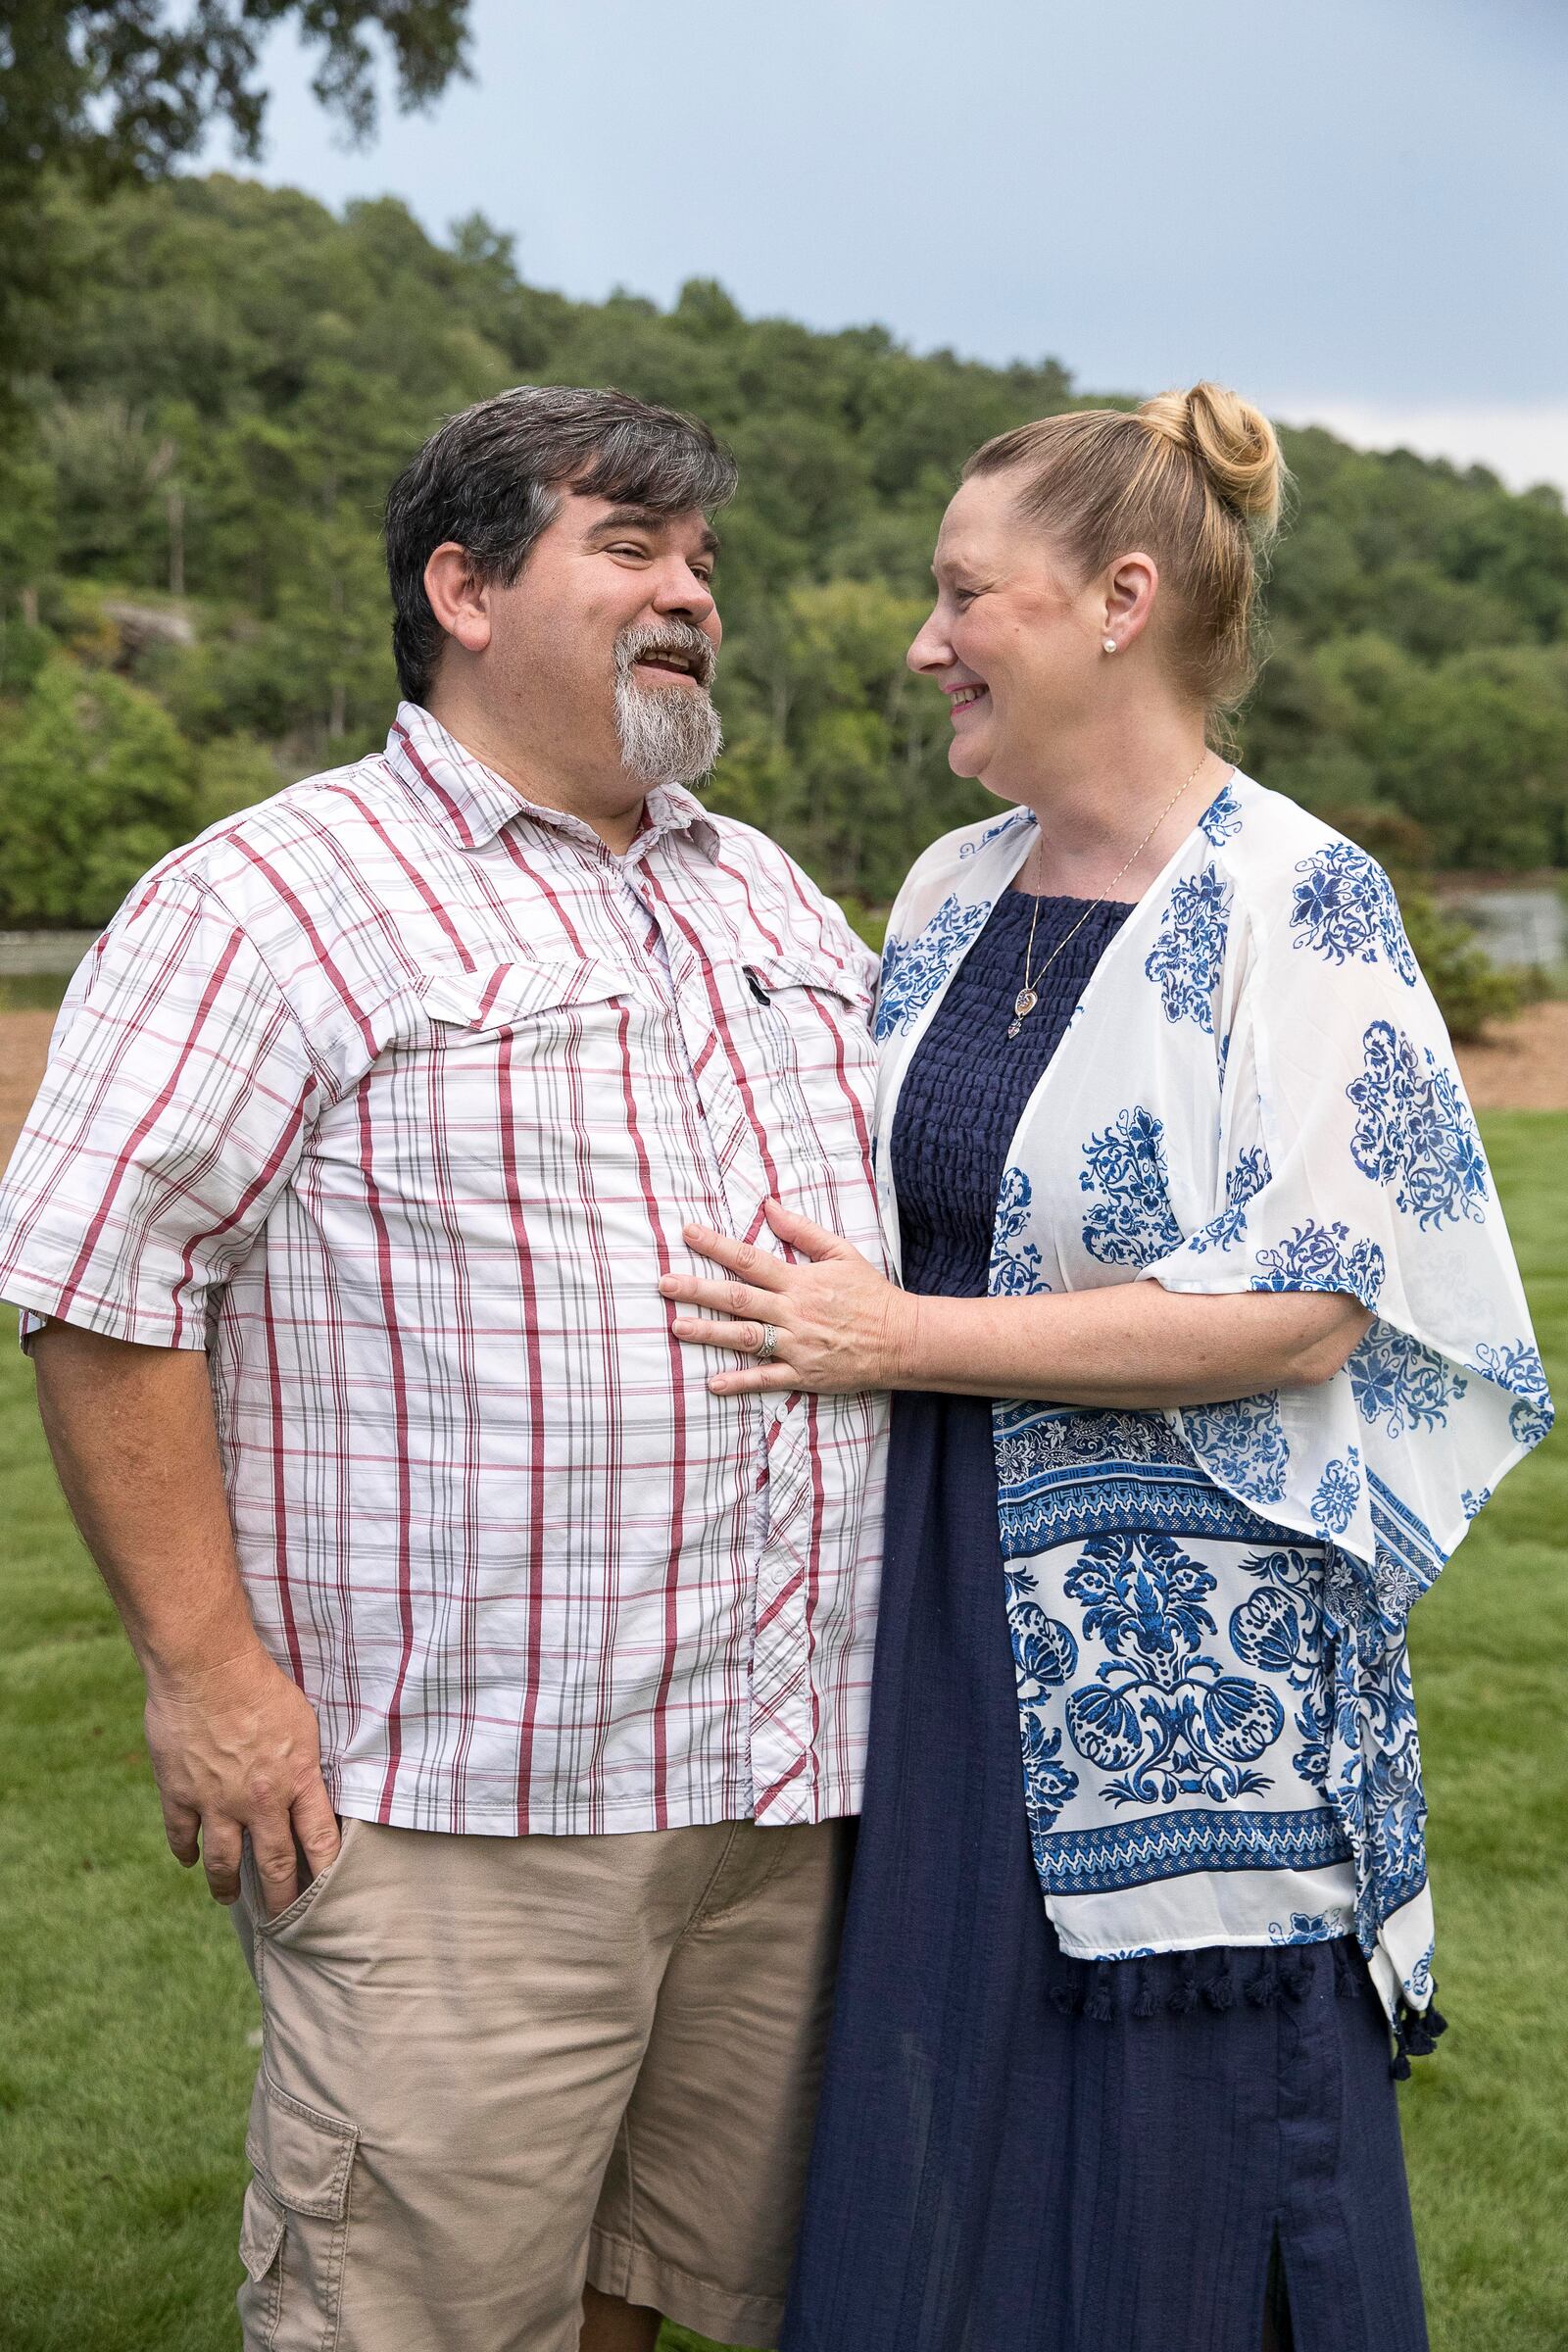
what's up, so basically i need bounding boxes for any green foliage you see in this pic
[0,174,1565,931]
[193,732,288,830]
[0,5,472,413]
[2,2,471,187]
[713,578,988,902]
[1398,892,1523,1040]
[0,653,197,923]
[2,1114,1564,2350]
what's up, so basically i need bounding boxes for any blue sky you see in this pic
[194,0,1568,490]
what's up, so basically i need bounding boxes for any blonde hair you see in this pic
[963,381,1288,714]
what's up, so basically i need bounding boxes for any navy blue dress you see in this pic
[781,892,1427,2352]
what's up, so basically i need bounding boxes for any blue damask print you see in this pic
[1316,1550,1428,1947]
[1078,1106,1183,1268]
[874,894,989,1042]
[1250,1218,1386,1306]
[1039,1809,1350,1893]
[958,812,1030,859]
[1472,1337,1555,1446]
[1348,1322,1468,1438]
[1369,1538,1429,1628]
[1019,1713,1080,1862]
[989,1165,1048,1296]
[1188,1144,1272,1254]
[1006,1564,1082,1848]
[1199,779,1243,844]
[1268,1907,1355,1945]
[1229,1544,1332,1786]
[993,1404,1194,1504]
[1182,1392,1291,1504]
[1290,843,1418,984]
[1008,1566,1080,1700]
[1143,863,1233,1032]
[1347,1020,1489,1229]
[1062,1534,1284,1806]
[1312,1448,1362,1536]
[1290,1686,1334,1790]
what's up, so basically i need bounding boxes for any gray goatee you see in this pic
[613,620,722,786]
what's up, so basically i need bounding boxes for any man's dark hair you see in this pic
[384,385,738,703]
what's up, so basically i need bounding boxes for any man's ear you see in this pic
[423,544,492,656]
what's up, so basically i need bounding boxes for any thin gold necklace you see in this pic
[1005,752,1214,1040]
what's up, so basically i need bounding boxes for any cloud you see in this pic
[1277,404,1568,500]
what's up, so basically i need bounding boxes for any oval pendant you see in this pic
[1013,987,1038,1019]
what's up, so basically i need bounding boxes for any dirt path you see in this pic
[2,1002,1564,1177]
[1448,999,1568,1113]
[2,1011,56,1167]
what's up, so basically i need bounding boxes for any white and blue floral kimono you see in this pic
[870,772,1552,2034]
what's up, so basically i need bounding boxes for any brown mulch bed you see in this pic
[1450,999,1568,1112]
[2,1000,1564,1180]
[2,1011,56,1170]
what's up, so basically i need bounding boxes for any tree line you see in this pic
[2,172,1566,940]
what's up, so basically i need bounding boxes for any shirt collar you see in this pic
[383,702,719,864]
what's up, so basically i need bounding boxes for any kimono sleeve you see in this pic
[0,872,322,1350]
[1138,865,1550,1574]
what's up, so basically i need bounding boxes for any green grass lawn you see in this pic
[1,1113,1564,2351]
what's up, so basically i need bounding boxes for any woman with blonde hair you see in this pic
[661,385,1550,2349]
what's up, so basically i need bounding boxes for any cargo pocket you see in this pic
[237,2068,359,2351]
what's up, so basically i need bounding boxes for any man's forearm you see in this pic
[31,1321,262,1679]
[29,1319,338,1914]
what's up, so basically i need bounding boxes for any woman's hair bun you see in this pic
[963,377,1290,711]
[1138,382,1284,533]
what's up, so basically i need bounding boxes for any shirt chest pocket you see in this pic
[732,952,878,1160]
[419,959,631,1037]
[409,959,638,1155]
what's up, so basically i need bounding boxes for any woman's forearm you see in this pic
[894,1281,1371,1406]
[662,1202,1374,1403]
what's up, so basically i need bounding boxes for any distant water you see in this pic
[3,894,1564,977]
[1447,888,1566,969]
[0,932,98,977]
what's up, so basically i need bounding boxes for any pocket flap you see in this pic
[245,2070,358,2221]
[420,959,625,1030]
[744,952,873,1010]
[238,2179,285,2281]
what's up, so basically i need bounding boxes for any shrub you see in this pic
[0,655,197,924]
[1399,890,1521,1040]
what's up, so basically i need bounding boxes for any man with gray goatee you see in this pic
[0,387,889,2350]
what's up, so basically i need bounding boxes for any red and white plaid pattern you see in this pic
[0,705,889,1836]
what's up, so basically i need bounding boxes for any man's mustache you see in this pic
[614,620,717,691]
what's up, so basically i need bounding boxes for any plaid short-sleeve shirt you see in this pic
[0,705,889,1836]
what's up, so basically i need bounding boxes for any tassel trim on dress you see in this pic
[1041,1936,1388,2026]
[1390,1985,1448,2080]
[1041,1939,1449,2073]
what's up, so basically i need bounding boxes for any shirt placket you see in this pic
[627,840,822,1825]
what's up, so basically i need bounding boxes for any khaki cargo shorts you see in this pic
[233,1814,849,2352]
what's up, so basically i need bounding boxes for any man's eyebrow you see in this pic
[584,507,720,558]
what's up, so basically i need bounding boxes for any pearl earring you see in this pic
[1102,638,1117,655]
